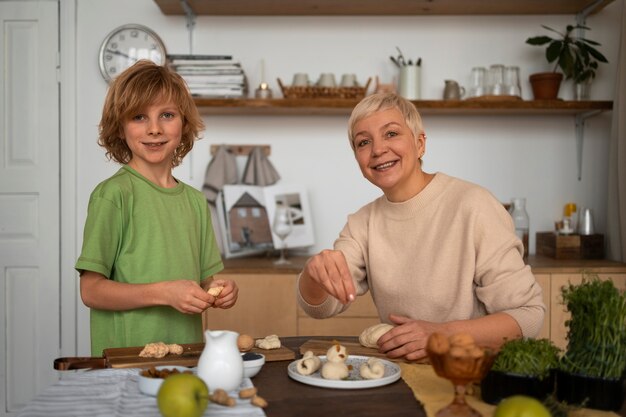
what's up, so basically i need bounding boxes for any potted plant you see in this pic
[481,338,560,404]
[526,24,608,100]
[556,275,626,411]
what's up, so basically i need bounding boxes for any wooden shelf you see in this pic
[154,0,614,16]
[194,97,613,116]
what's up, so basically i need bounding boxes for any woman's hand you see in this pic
[301,249,355,305]
[376,314,446,361]
[209,279,238,309]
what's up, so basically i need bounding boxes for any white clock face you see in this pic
[99,24,167,82]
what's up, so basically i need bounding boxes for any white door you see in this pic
[0,1,60,416]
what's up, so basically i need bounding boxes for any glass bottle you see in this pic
[510,198,529,260]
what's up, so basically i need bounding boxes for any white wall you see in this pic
[75,0,623,353]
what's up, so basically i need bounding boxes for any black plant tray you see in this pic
[481,370,555,405]
[556,369,625,411]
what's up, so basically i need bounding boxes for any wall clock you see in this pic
[98,24,167,82]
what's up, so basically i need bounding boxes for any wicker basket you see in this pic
[277,77,371,99]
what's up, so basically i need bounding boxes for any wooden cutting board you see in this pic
[99,342,295,369]
[299,339,428,364]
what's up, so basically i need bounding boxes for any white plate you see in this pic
[287,355,401,389]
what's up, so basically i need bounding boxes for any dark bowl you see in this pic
[555,369,625,411]
[481,370,555,405]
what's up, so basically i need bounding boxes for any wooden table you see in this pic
[35,336,626,417]
[257,336,422,417]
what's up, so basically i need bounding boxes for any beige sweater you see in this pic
[298,173,545,338]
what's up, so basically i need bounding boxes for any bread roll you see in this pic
[359,323,394,348]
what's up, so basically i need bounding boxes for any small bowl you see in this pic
[242,352,265,378]
[138,365,193,396]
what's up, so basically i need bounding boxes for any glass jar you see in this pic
[510,197,529,259]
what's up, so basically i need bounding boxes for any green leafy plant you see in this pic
[559,274,626,379]
[526,24,608,83]
[491,338,560,379]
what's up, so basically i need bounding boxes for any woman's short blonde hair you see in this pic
[347,93,424,148]
[98,60,204,167]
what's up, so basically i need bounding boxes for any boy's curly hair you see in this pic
[98,60,204,167]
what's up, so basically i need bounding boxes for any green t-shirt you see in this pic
[76,166,223,356]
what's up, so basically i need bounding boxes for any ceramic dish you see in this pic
[242,352,265,378]
[137,365,194,396]
[287,355,401,389]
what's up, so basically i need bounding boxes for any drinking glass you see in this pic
[272,202,293,265]
[468,67,486,98]
[488,64,505,95]
[504,66,521,97]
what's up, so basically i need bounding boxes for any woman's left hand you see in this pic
[209,279,238,309]
[376,314,445,361]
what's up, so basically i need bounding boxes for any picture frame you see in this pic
[217,184,314,259]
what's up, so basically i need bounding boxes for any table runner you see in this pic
[17,368,265,417]
[399,363,621,417]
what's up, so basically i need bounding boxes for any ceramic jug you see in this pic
[443,80,465,100]
[197,330,243,392]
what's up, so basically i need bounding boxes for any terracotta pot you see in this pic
[529,72,563,100]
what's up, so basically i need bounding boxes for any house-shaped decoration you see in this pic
[228,192,273,250]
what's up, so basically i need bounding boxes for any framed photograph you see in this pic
[217,184,315,258]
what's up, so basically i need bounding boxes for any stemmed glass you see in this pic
[272,202,293,265]
[427,338,496,417]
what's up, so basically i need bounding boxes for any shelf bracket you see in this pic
[575,110,602,181]
[180,0,196,54]
[575,0,606,23]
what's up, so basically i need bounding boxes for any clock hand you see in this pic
[105,49,137,61]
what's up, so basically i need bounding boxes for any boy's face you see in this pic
[122,100,182,170]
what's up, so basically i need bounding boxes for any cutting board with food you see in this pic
[54,340,295,370]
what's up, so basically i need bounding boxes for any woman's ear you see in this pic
[417,132,426,158]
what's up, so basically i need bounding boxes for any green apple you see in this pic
[494,396,551,417]
[157,373,210,417]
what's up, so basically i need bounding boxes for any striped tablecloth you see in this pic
[17,368,266,417]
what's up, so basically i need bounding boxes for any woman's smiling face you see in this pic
[352,107,425,202]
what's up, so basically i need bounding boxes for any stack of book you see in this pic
[167,54,248,98]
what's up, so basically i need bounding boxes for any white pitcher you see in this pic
[197,330,243,392]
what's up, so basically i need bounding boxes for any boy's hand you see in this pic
[165,280,214,314]
[208,279,238,309]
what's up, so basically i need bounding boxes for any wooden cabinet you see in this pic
[203,264,380,338]
[297,292,379,337]
[530,256,626,350]
[207,256,626,348]
[203,273,298,338]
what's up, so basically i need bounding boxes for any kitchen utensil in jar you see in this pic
[488,64,505,95]
[468,67,487,97]
[398,65,421,100]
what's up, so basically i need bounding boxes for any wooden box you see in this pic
[536,232,604,260]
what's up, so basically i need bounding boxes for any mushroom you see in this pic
[359,357,385,380]
[295,350,322,375]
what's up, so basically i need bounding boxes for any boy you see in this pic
[76,60,238,356]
